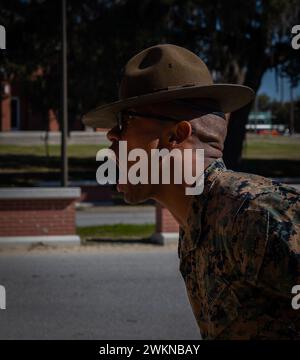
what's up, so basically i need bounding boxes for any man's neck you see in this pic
[153,156,217,230]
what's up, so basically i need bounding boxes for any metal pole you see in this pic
[290,83,294,136]
[61,0,68,186]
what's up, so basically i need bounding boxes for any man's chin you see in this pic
[123,192,146,205]
[123,196,138,205]
[121,186,149,205]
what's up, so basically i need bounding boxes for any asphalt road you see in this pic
[0,244,200,340]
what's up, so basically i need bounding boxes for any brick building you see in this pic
[0,80,83,132]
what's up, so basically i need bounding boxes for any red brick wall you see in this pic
[48,109,59,131]
[0,96,11,131]
[0,198,76,236]
[155,205,179,233]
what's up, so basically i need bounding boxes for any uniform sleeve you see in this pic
[254,208,300,297]
[231,206,269,286]
[232,199,300,296]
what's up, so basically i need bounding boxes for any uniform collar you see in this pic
[179,157,227,254]
[202,157,227,194]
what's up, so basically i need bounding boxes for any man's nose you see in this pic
[106,126,121,143]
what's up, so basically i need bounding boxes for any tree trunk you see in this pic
[223,56,266,170]
[223,102,253,170]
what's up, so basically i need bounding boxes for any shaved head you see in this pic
[132,99,229,155]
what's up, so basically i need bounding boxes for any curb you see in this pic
[0,235,81,246]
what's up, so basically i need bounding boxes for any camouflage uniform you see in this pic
[178,158,300,339]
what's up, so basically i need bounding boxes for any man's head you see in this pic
[83,44,253,211]
[106,99,229,204]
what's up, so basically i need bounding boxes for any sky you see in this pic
[258,69,300,101]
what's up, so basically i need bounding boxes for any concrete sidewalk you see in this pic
[76,205,155,227]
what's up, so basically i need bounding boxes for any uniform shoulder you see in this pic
[209,168,300,217]
[212,169,274,201]
[203,169,273,230]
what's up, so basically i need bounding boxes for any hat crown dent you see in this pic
[119,44,213,100]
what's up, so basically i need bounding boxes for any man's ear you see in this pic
[168,121,192,145]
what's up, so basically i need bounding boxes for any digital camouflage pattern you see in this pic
[178,158,300,339]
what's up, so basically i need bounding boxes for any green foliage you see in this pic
[255,93,300,130]
[256,94,272,111]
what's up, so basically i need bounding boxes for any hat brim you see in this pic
[82,84,255,128]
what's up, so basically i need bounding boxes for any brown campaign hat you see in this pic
[82,44,255,128]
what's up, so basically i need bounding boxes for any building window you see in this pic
[11,97,20,130]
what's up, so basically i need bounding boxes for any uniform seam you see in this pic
[254,209,270,285]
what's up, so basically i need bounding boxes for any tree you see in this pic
[161,0,300,168]
[0,0,61,129]
[1,0,299,167]
[64,0,300,160]
[256,94,272,112]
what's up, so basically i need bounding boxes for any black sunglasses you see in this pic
[116,107,226,132]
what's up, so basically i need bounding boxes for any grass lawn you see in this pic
[240,134,300,178]
[0,144,103,158]
[0,144,104,186]
[242,134,300,160]
[77,223,155,240]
